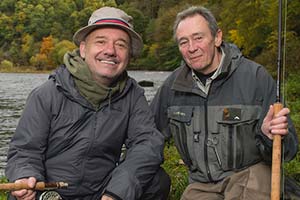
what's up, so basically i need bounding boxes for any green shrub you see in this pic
[0,176,8,199]
[0,59,14,70]
[163,140,188,200]
[284,146,300,179]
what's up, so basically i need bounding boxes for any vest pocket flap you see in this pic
[217,106,261,125]
[167,106,193,123]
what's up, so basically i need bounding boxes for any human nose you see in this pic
[188,40,198,53]
[104,41,116,56]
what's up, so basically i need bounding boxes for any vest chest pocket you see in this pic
[216,106,262,171]
[167,106,197,171]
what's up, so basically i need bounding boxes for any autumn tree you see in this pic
[30,36,55,70]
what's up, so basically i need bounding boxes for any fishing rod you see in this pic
[271,0,284,199]
[0,181,68,191]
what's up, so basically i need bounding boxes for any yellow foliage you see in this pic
[21,34,34,55]
[149,43,159,57]
[228,29,245,50]
[40,36,54,55]
[30,36,55,68]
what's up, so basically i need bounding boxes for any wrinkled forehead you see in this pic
[176,15,211,39]
[85,26,131,42]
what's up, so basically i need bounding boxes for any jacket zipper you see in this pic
[228,125,233,168]
[204,99,213,181]
[79,112,97,184]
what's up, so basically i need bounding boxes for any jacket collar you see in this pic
[171,42,242,94]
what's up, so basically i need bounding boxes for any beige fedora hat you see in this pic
[73,7,143,58]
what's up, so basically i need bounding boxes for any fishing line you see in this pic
[282,0,287,106]
[281,0,288,199]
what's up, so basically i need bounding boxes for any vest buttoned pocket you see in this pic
[167,106,197,172]
[216,106,262,171]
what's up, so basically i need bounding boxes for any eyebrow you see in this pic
[192,32,205,37]
[177,32,205,42]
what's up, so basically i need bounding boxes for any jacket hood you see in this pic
[171,42,243,92]
[219,42,243,76]
[49,66,83,104]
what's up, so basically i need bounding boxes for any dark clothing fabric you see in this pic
[6,65,166,199]
[194,69,216,85]
[150,42,298,184]
[140,167,171,200]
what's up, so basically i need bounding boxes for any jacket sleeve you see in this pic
[5,83,52,182]
[150,84,172,140]
[104,87,165,199]
[255,66,298,162]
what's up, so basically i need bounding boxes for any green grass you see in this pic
[284,148,300,179]
[163,142,188,199]
[0,177,8,200]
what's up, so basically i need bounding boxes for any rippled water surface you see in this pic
[0,71,170,176]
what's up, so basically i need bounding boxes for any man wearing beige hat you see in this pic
[5,6,170,200]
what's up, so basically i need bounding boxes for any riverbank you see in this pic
[0,66,50,74]
[0,65,171,74]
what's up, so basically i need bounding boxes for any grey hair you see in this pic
[173,6,219,41]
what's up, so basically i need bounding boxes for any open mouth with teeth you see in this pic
[100,60,117,65]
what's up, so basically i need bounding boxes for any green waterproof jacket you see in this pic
[6,66,165,199]
[150,42,298,183]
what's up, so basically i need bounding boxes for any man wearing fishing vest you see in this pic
[150,6,298,200]
[5,7,170,200]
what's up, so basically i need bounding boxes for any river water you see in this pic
[0,71,170,176]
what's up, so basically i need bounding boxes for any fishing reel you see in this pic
[39,191,62,200]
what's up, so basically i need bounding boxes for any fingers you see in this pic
[261,105,274,138]
[101,195,114,200]
[264,105,274,122]
[27,177,37,188]
[12,189,36,200]
[262,106,290,139]
[270,107,289,136]
[13,190,36,200]
[11,177,37,200]
[270,123,289,135]
[274,107,290,117]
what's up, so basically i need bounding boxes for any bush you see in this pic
[0,176,8,199]
[163,140,188,199]
[0,59,13,70]
[51,40,76,67]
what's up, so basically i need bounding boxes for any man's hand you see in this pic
[101,195,114,200]
[11,177,36,200]
[261,105,289,140]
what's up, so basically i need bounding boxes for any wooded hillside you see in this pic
[0,0,299,74]
[0,1,300,199]
[0,0,300,127]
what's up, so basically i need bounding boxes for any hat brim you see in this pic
[73,23,143,58]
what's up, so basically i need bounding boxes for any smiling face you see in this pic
[176,14,223,74]
[79,27,130,86]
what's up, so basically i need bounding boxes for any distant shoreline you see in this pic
[0,66,50,74]
[0,67,171,74]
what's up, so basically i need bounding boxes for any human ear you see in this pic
[214,29,223,47]
[79,42,86,58]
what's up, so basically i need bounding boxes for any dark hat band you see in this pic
[94,19,130,27]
